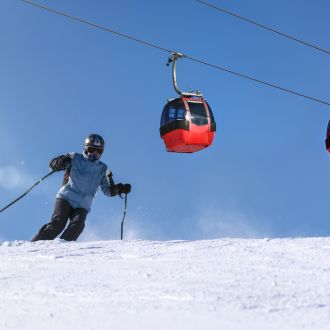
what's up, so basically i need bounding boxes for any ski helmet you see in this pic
[84,134,105,160]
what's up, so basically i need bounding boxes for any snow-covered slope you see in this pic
[1,238,330,330]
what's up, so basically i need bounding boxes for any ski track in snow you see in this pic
[1,238,330,330]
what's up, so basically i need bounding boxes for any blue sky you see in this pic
[1,0,330,241]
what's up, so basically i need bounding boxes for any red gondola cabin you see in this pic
[326,119,330,153]
[160,95,216,153]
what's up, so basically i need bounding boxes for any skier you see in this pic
[31,134,131,242]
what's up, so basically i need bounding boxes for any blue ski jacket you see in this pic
[55,152,111,211]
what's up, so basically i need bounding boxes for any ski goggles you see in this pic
[86,146,104,154]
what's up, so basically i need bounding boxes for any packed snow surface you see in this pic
[1,238,330,330]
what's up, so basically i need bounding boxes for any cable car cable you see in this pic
[19,0,330,107]
[20,0,173,54]
[196,0,330,56]
[184,54,330,106]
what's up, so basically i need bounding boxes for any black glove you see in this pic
[49,155,71,171]
[116,183,131,195]
[109,184,118,197]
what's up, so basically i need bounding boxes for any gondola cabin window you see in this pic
[161,99,187,127]
[187,101,208,126]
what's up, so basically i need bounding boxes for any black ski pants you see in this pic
[31,198,88,242]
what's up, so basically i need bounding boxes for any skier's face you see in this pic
[86,146,103,160]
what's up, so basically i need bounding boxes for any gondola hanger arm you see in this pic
[167,52,202,97]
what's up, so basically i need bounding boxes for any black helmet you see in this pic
[84,134,105,160]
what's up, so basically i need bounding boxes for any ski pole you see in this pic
[121,193,128,240]
[0,170,56,214]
